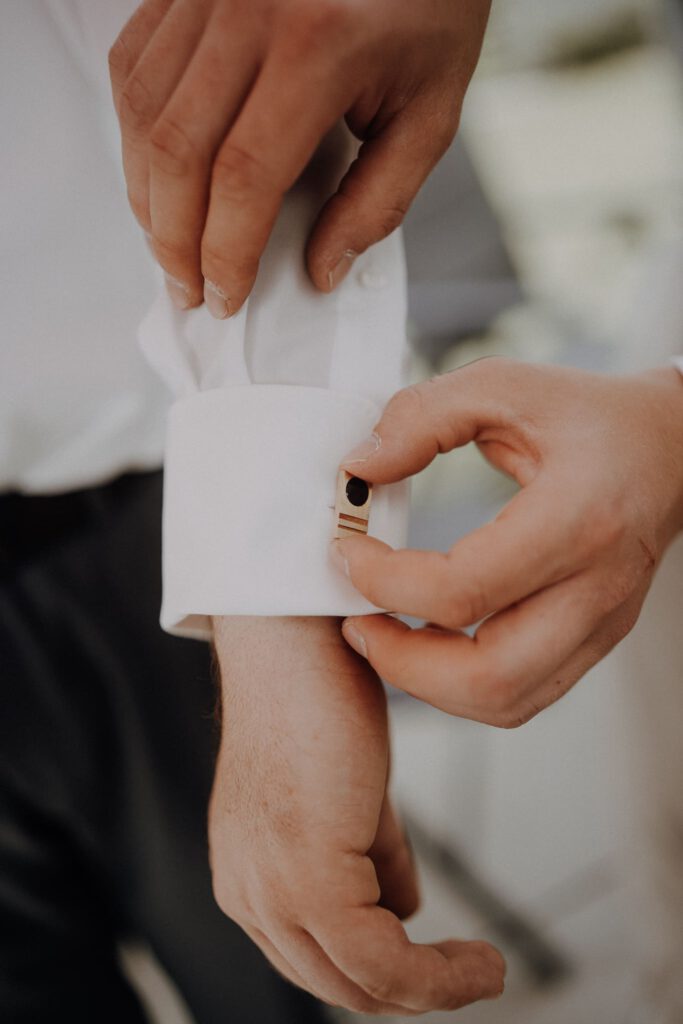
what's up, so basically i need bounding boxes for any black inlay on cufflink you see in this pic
[345,476,370,507]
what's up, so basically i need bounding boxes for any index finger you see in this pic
[340,360,524,484]
[108,0,172,112]
[200,45,350,316]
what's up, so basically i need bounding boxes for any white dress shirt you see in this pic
[1,0,167,495]
[2,1,409,639]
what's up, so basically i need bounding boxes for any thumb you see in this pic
[306,98,457,292]
[340,357,515,484]
[369,794,420,921]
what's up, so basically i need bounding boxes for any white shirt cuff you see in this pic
[161,384,409,639]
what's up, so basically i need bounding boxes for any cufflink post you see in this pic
[334,470,372,539]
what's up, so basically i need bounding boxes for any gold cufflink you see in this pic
[335,470,372,539]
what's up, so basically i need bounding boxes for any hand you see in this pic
[109,0,491,316]
[332,359,683,728]
[209,615,505,1013]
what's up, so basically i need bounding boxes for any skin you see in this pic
[108,0,491,316]
[210,615,505,1014]
[333,359,683,728]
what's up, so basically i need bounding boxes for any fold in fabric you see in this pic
[162,385,410,638]
[140,127,411,637]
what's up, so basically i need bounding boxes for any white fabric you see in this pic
[3,1,410,637]
[162,387,409,637]
[0,0,167,494]
[141,158,411,637]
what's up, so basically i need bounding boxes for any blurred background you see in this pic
[116,0,682,1020]
[370,1,683,1021]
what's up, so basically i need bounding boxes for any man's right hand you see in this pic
[334,360,683,729]
[210,615,505,1014]
[109,0,490,316]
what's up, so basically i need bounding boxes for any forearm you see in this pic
[210,614,389,851]
[208,613,502,1012]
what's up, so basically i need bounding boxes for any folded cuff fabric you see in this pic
[161,385,409,639]
[141,148,410,639]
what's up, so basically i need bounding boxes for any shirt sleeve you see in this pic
[139,136,411,640]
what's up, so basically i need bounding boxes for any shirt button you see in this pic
[358,269,388,290]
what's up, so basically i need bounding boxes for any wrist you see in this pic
[211,614,386,740]
[212,615,347,692]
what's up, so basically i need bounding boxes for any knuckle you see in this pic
[151,233,197,270]
[126,188,150,230]
[445,577,488,627]
[377,199,410,236]
[356,574,381,608]
[400,378,458,455]
[344,990,383,1015]
[481,682,515,719]
[430,109,460,159]
[211,873,242,921]
[596,535,656,614]
[108,34,132,84]
[595,553,647,613]
[620,600,642,637]
[362,968,397,1005]
[474,659,522,718]
[384,383,423,424]
[598,571,634,613]
[579,499,627,559]
[333,990,381,1015]
[149,117,196,177]
[210,861,257,929]
[211,142,275,202]
[636,533,657,574]
[603,602,641,648]
[494,701,540,730]
[119,74,155,133]
[290,0,353,43]
[201,243,258,287]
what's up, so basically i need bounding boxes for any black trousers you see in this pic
[0,471,327,1024]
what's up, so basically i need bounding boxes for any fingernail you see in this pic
[485,967,506,1000]
[204,279,230,319]
[143,231,154,256]
[342,619,367,658]
[327,249,357,291]
[475,945,506,998]
[342,432,381,465]
[164,273,191,311]
[330,540,350,578]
